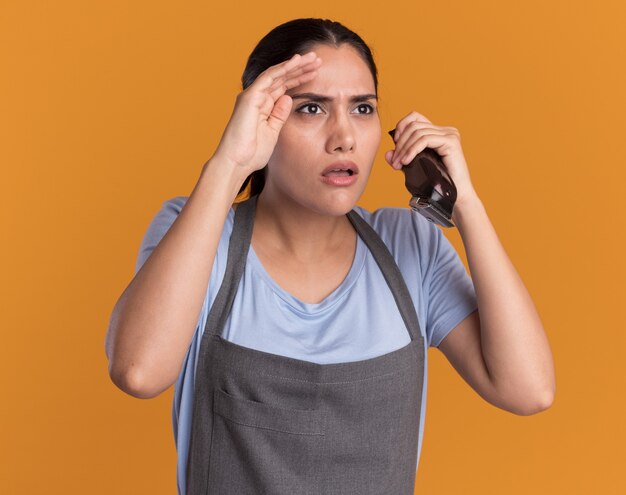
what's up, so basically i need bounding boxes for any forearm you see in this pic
[105,156,247,398]
[452,194,555,409]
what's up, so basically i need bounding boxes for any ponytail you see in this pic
[236,166,266,201]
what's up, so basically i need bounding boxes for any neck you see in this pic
[253,188,355,263]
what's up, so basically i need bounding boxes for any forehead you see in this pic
[286,44,375,97]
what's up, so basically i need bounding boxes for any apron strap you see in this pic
[186,196,258,490]
[345,210,421,342]
[202,194,256,341]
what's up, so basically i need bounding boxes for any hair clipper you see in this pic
[388,128,457,228]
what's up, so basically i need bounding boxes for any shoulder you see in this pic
[142,196,190,231]
[135,195,236,274]
[352,204,440,247]
[159,195,189,215]
[351,204,448,276]
[144,195,190,238]
[139,195,190,244]
[153,195,235,227]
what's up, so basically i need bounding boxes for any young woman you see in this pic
[105,18,555,495]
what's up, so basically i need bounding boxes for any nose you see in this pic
[325,112,355,154]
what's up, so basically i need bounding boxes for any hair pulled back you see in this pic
[237,18,379,198]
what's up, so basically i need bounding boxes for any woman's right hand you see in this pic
[210,51,322,177]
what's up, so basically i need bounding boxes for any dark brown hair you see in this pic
[237,18,379,199]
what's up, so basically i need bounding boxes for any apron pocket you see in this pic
[208,388,326,494]
[213,387,325,435]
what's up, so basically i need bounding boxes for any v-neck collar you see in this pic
[247,229,366,316]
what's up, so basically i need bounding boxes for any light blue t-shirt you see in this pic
[135,196,478,495]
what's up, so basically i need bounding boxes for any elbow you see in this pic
[105,314,167,400]
[108,363,163,400]
[512,388,556,416]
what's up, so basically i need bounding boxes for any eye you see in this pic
[296,103,323,115]
[354,104,375,114]
[294,102,376,116]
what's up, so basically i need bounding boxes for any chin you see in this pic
[266,178,366,217]
[313,190,364,216]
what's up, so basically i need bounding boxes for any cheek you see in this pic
[367,131,382,154]
[274,132,316,166]
[270,137,295,166]
[275,127,309,152]
[267,139,315,183]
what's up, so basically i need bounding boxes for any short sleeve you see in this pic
[424,226,478,348]
[135,196,188,275]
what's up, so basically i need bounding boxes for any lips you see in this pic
[321,161,359,177]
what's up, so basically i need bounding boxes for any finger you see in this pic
[392,111,433,143]
[392,124,445,164]
[267,55,321,87]
[393,131,449,169]
[266,60,321,100]
[385,150,398,168]
[393,122,441,152]
[270,51,318,80]
[264,59,321,103]
[253,52,319,93]
[266,94,293,132]
[267,67,319,101]
[397,133,448,166]
[267,60,321,91]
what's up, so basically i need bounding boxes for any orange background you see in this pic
[1,1,624,493]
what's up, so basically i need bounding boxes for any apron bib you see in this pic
[185,195,426,495]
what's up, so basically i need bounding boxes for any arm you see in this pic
[437,195,556,415]
[387,110,555,416]
[105,158,245,399]
[105,51,323,399]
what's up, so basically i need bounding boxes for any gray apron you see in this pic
[185,194,425,495]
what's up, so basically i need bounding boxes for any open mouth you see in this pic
[322,169,354,177]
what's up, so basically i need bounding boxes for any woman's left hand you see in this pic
[385,111,477,208]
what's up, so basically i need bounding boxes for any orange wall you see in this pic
[1,1,624,493]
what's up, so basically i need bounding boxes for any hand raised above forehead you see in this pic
[210,51,322,180]
[249,51,322,96]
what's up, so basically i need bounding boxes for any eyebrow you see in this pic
[289,92,378,103]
